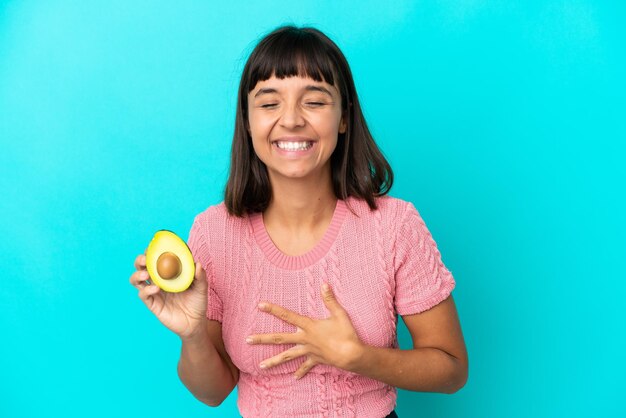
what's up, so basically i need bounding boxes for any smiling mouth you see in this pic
[272,140,314,151]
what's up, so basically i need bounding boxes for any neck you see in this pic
[264,171,337,232]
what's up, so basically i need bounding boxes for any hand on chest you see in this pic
[220,257,398,374]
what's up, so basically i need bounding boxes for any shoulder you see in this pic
[192,201,251,235]
[344,195,414,220]
[193,201,227,222]
[193,201,245,223]
[342,196,418,245]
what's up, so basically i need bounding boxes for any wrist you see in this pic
[341,341,367,372]
[180,324,210,347]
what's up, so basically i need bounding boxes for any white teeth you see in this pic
[275,141,313,151]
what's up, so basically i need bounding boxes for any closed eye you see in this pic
[260,103,278,108]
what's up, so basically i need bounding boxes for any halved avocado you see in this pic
[145,230,195,293]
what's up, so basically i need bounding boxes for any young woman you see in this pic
[130,25,468,418]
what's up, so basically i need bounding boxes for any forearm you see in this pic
[347,344,468,394]
[177,330,237,406]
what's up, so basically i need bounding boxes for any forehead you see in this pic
[250,75,338,96]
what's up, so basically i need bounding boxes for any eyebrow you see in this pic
[253,85,335,98]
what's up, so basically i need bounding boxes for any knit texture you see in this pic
[187,196,455,418]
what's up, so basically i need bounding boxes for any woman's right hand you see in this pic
[130,252,208,339]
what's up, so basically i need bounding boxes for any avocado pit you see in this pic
[156,251,182,280]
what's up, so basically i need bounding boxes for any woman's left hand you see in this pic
[246,283,364,379]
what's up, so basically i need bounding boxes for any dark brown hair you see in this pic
[225,25,393,216]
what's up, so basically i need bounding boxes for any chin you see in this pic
[272,166,313,178]
[284,171,311,179]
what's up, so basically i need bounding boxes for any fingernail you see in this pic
[246,337,253,344]
[258,302,267,310]
[259,363,267,369]
[322,283,329,292]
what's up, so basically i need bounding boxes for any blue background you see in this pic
[1,1,624,417]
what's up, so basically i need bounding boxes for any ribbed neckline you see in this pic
[249,199,348,270]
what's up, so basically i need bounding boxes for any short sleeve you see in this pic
[393,202,456,316]
[187,214,224,323]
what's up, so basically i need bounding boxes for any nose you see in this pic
[279,103,305,129]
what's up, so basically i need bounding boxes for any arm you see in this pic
[347,295,468,393]
[178,320,240,406]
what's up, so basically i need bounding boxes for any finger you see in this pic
[246,332,301,345]
[134,253,146,270]
[195,262,206,281]
[130,269,151,288]
[258,302,309,328]
[294,357,317,380]
[190,262,207,291]
[138,283,161,303]
[138,284,163,312]
[259,345,307,370]
[321,283,345,316]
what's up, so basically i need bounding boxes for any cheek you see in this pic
[248,118,274,161]
[250,134,272,159]
[317,114,344,139]
[249,113,276,138]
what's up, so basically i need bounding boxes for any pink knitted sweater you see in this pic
[187,196,455,418]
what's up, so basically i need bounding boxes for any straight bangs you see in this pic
[243,29,340,97]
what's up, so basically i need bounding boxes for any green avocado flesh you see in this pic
[145,230,195,293]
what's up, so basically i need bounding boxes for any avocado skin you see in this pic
[145,230,195,293]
